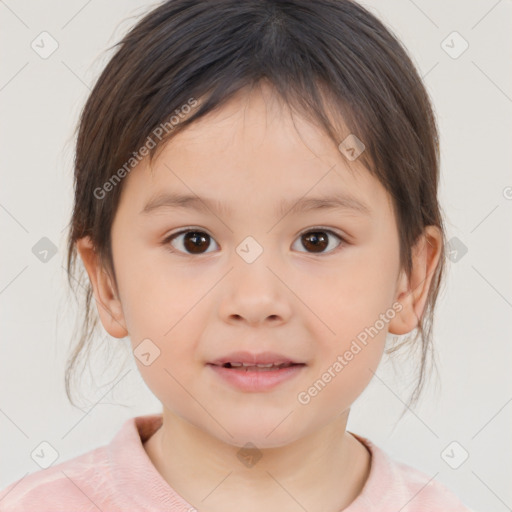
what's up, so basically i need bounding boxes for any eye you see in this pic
[291,228,345,255]
[163,229,219,255]
[163,227,346,256]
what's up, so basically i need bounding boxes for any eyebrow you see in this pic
[140,191,372,218]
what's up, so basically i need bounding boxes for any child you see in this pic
[0,0,476,510]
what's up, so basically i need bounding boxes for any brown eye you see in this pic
[164,228,345,256]
[165,230,218,255]
[294,229,344,254]
[302,231,328,252]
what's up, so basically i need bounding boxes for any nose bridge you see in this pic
[217,232,292,325]
[233,233,280,293]
[235,233,268,266]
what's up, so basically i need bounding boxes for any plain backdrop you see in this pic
[1,1,511,511]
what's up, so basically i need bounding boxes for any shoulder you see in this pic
[0,414,164,512]
[0,445,111,512]
[349,433,476,511]
[390,456,472,510]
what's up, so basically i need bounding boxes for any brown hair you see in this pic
[65,0,447,415]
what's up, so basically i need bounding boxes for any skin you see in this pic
[77,82,442,512]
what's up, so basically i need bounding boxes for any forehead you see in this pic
[116,84,394,222]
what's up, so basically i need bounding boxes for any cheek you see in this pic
[129,309,204,410]
[300,328,387,414]
[114,247,199,338]
[134,353,198,420]
[323,241,400,329]
[302,245,396,399]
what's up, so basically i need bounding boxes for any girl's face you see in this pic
[96,85,416,447]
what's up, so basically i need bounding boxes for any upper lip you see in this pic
[208,351,304,366]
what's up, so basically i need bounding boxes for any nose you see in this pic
[218,258,293,327]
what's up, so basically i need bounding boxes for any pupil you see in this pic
[184,232,210,254]
[303,231,327,252]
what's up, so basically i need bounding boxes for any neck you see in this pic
[144,409,371,512]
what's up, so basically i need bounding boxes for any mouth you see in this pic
[207,360,306,392]
[208,350,306,370]
[210,361,305,372]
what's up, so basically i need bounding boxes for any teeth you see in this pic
[226,362,292,368]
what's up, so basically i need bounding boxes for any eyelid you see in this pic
[164,225,349,240]
[297,225,348,240]
[163,226,214,242]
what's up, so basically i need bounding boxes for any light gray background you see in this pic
[1,1,511,511]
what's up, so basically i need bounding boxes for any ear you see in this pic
[388,225,443,335]
[75,236,128,339]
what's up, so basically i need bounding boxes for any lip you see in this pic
[208,350,302,366]
[207,363,305,392]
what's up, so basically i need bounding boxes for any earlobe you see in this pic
[75,236,128,339]
[388,226,443,336]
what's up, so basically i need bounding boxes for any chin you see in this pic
[212,419,303,450]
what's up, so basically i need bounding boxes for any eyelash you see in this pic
[162,227,348,257]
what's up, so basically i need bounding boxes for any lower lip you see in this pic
[207,364,305,392]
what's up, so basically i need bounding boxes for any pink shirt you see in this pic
[0,413,475,511]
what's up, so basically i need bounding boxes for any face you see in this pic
[91,84,410,448]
